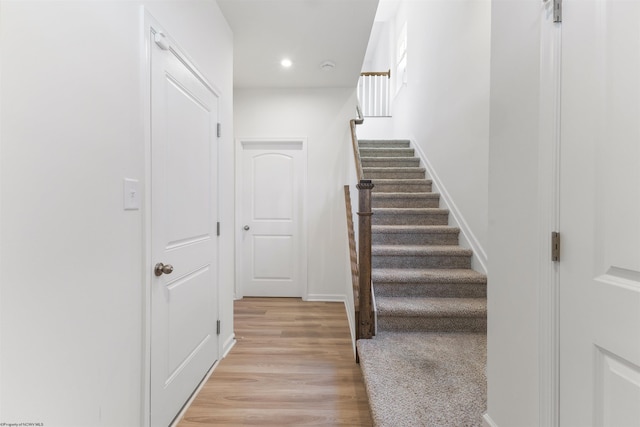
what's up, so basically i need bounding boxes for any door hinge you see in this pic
[217,222,220,236]
[217,123,222,138]
[551,231,560,262]
[216,320,221,335]
[553,0,562,22]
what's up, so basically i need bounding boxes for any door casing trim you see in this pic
[537,4,562,426]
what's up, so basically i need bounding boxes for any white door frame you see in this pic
[142,11,222,427]
[537,2,562,425]
[234,138,308,300]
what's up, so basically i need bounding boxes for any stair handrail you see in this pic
[360,69,391,78]
[350,104,365,181]
[355,102,364,124]
[343,185,360,333]
[348,102,374,343]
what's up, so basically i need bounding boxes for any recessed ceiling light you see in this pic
[281,58,292,68]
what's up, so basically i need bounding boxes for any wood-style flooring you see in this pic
[177,298,373,426]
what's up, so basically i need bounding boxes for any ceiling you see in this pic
[216,0,380,89]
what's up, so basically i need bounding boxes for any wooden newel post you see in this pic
[356,179,374,339]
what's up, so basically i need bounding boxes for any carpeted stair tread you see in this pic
[364,168,426,179]
[370,178,431,185]
[372,268,487,298]
[372,267,486,284]
[376,296,486,318]
[372,244,472,257]
[372,208,449,226]
[359,139,411,147]
[372,193,441,209]
[372,192,438,200]
[371,180,433,193]
[374,281,486,299]
[361,157,421,168]
[364,167,426,172]
[372,224,459,234]
[373,207,447,215]
[372,225,459,245]
[356,332,486,427]
[359,148,415,158]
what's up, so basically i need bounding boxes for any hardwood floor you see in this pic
[178,298,373,426]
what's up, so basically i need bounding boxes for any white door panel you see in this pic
[150,29,219,426]
[560,1,640,425]
[252,154,295,220]
[238,140,306,297]
[597,349,640,426]
[253,235,294,279]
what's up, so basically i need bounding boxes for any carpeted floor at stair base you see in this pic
[357,332,486,427]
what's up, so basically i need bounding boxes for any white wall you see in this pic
[362,21,392,73]
[234,88,356,304]
[0,2,233,426]
[360,0,491,267]
[486,1,542,426]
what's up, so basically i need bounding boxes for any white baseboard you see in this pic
[371,284,377,336]
[342,295,357,357]
[483,413,499,427]
[411,140,488,274]
[305,293,347,302]
[221,333,236,359]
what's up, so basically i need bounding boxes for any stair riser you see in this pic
[372,232,459,245]
[361,159,420,168]
[373,255,471,269]
[373,282,487,298]
[359,148,415,158]
[364,170,426,179]
[377,316,487,333]
[373,214,448,226]
[359,140,411,148]
[372,183,432,192]
[372,197,440,208]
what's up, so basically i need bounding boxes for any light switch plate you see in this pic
[123,178,140,210]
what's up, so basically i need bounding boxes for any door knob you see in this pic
[243,225,250,231]
[154,262,174,276]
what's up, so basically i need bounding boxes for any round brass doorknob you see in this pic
[154,262,174,276]
[243,225,250,231]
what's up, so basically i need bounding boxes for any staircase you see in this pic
[356,139,487,426]
[360,139,487,333]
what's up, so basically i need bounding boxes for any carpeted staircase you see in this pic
[355,139,487,426]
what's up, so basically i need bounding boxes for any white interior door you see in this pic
[238,140,306,297]
[559,1,640,425]
[150,30,219,426]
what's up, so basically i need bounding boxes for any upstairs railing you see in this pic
[357,70,391,117]
[347,104,374,344]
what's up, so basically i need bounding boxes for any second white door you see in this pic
[238,140,307,297]
[559,1,640,425]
